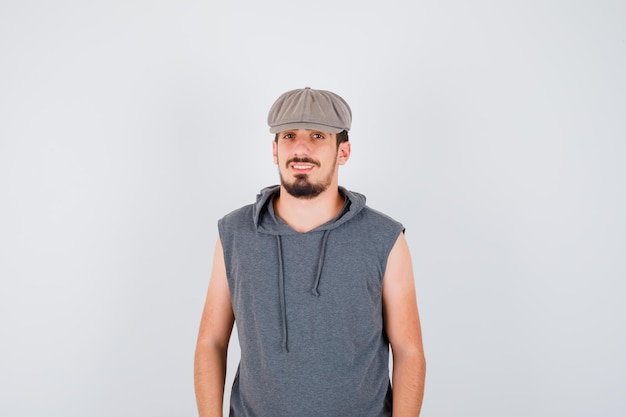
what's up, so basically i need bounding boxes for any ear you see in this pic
[337,141,351,166]
[272,140,278,165]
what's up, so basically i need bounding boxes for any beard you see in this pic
[281,173,329,199]
[279,156,336,199]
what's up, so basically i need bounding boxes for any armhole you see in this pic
[380,222,405,282]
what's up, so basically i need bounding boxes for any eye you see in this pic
[312,133,325,139]
[282,133,295,140]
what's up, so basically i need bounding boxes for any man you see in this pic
[194,87,425,417]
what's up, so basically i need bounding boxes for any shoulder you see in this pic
[354,205,405,240]
[218,204,255,234]
[360,205,404,229]
[338,204,405,259]
[341,188,404,233]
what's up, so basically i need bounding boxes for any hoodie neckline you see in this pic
[253,185,366,236]
[268,193,350,234]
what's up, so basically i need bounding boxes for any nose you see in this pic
[292,131,312,155]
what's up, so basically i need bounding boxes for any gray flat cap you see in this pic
[267,87,352,134]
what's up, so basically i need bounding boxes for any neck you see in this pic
[273,185,345,233]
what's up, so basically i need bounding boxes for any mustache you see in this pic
[286,157,320,168]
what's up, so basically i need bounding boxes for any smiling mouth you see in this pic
[292,164,315,170]
[287,157,319,171]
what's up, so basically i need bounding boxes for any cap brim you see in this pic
[269,122,345,134]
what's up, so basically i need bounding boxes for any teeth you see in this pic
[293,165,313,169]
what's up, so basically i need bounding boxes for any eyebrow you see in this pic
[281,129,327,134]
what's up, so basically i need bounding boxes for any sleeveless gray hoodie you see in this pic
[218,185,404,417]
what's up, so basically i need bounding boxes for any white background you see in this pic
[1,1,624,416]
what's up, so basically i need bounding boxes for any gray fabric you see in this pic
[267,87,352,134]
[218,186,404,417]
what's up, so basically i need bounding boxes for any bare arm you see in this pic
[383,232,426,416]
[194,237,235,417]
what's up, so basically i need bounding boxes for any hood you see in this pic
[252,185,367,235]
[251,185,367,353]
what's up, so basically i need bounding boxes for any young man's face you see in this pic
[272,129,350,199]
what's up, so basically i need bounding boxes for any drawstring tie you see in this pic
[276,230,331,352]
[311,230,330,296]
[276,235,288,352]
